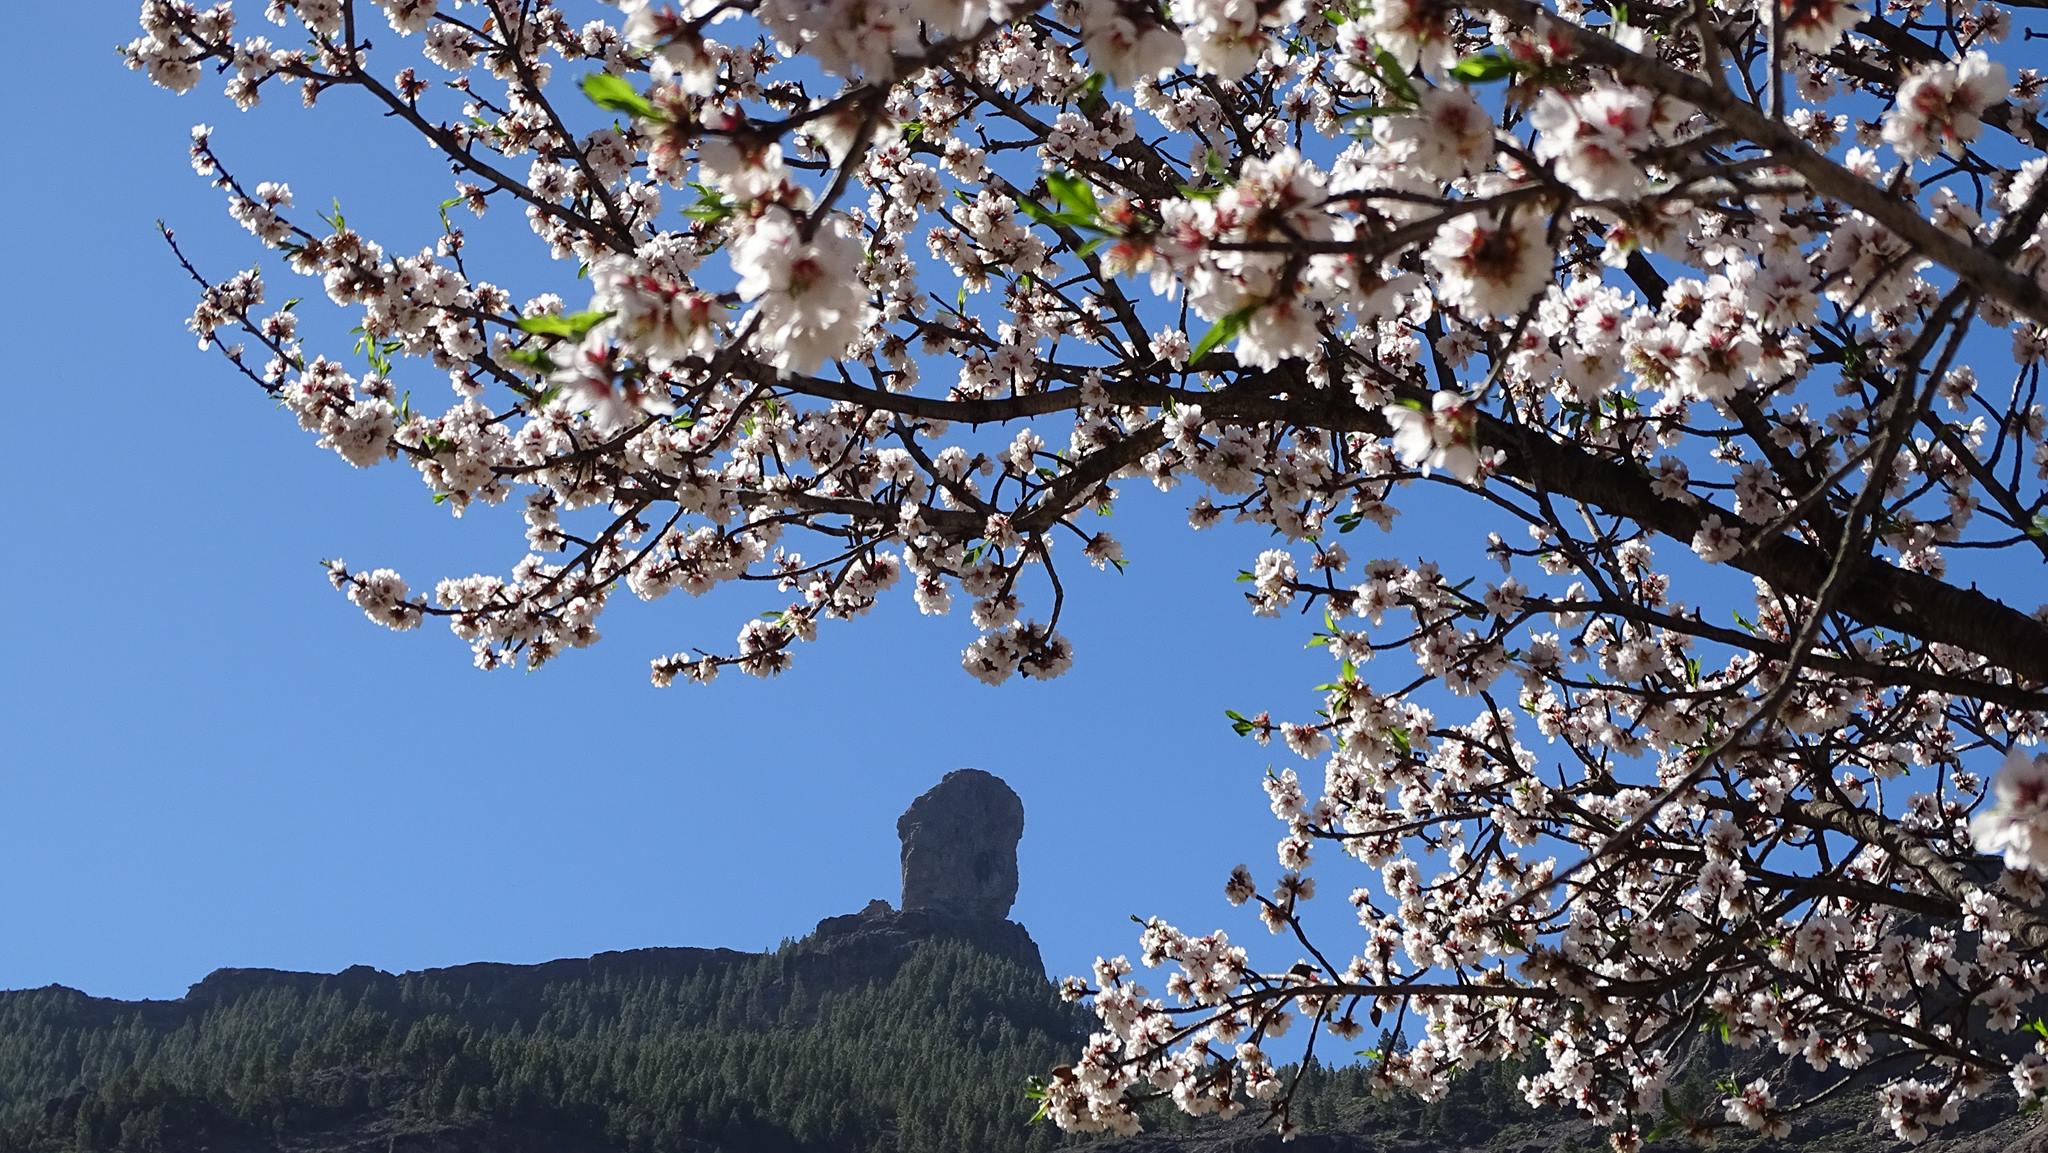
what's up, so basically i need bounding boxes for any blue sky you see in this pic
[0,4,1421,1002]
[21,1,2007,1015]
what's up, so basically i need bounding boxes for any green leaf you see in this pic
[1189,306,1255,365]
[579,72,656,119]
[514,310,613,340]
[1015,193,1096,232]
[1045,172,1098,219]
[2030,512,2048,539]
[682,185,735,223]
[1373,49,1420,107]
[901,119,925,142]
[1449,51,1522,83]
[1323,7,1349,22]
[1075,72,1107,106]
[502,346,556,372]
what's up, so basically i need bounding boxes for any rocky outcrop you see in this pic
[800,769,1043,977]
[897,768,1025,918]
[804,901,1043,979]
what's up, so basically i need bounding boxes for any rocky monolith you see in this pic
[896,768,1024,919]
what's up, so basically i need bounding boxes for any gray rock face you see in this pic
[896,769,1024,919]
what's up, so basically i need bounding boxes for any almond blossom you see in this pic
[731,214,871,374]
[1529,86,1655,200]
[1427,203,1555,318]
[1881,51,2010,162]
[1383,391,1493,482]
[1972,748,2048,876]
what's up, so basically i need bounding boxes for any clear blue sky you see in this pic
[0,4,1457,1002]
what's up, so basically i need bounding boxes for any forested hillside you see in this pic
[4,932,2041,1153]
[0,937,1083,1153]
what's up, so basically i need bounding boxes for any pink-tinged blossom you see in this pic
[1362,0,1459,74]
[1529,86,1655,200]
[592,256,720,362]
[1882,51,2009,162]
[1374,86,1495,178]
[335,564,423,632]
[1877,1080,1959,1143]
[1690,514,1742,562]
[371,0,434,34]
[550,333,675,431]
[1772,0,1862,52]
[1078,0,1182,85]
[731,215,870,375]
[620,0,730,94]
[1383,392,1494,483]
[754,0,952,79]
[1724,1079,1789,1138]
[282,357,399,469]
[1427,207,1552,318]
[1250,549,1298,616]
[1971,746,2048,875]
[1170,0,1304,79]
[421,23,477,70]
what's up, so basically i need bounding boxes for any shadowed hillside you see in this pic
[0,925,1077,1153]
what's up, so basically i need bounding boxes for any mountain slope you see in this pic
[0,913,1077,1153]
